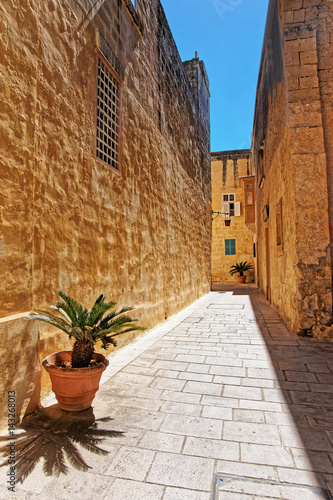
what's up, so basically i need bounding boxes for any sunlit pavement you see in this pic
[1,284,333,499]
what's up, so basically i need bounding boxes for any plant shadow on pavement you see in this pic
[0,405,124,484]
[212,283,333,496]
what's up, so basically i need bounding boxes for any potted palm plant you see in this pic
[229,261,254,283]
[28,291,145,411]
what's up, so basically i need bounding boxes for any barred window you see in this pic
[96,58,120,170]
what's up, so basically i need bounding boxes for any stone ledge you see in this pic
[211,149,251,160]
[0,312,29,324]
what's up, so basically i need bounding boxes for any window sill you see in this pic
[121,0,143,34]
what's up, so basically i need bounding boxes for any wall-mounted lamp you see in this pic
[212,211,231,226]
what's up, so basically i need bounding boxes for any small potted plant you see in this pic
[229,261,254,283]
[28,291,145,412]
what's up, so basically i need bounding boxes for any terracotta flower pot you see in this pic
[237,275,246,283]
[42,351,109,412]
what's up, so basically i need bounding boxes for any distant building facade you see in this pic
[252,0,333,338]
[211,150,255,284]
[0,0,211,428]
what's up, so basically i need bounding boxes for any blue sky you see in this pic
[161,0,270,152]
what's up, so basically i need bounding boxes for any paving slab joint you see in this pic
[212,474,333,500]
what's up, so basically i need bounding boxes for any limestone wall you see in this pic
[211,151,255,284]
[252,0,332,337]
[0,315,40,431]
[282,0,333,270]
[0,0,211,426]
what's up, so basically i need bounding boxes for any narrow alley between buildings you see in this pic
[2,285,333,499]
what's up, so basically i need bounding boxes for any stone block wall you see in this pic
[0,0,211,427]
[253,0,332,337]
[211,150,255,284]
[0,315,40,432]
[183,57,210,142]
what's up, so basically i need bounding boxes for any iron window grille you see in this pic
[96,58,120,170]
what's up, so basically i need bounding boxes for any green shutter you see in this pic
[225,240,230,255]
[225,239,236,256]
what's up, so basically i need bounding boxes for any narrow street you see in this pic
[3,285,333,499]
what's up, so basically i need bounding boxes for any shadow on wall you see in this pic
[212,283,333,497]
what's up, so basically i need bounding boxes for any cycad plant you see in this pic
[229,261,254,277]
[28,291,145,368]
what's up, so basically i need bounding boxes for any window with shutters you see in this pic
[244,179,255,223]
[225,239,236,256]
[222,193,240,217]
[96,57,121,172]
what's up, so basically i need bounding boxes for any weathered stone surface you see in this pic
[0,314,40,430]
[252,0,333,337]
[0,0,211,423]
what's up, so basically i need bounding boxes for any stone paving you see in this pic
[1,285,333,499]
